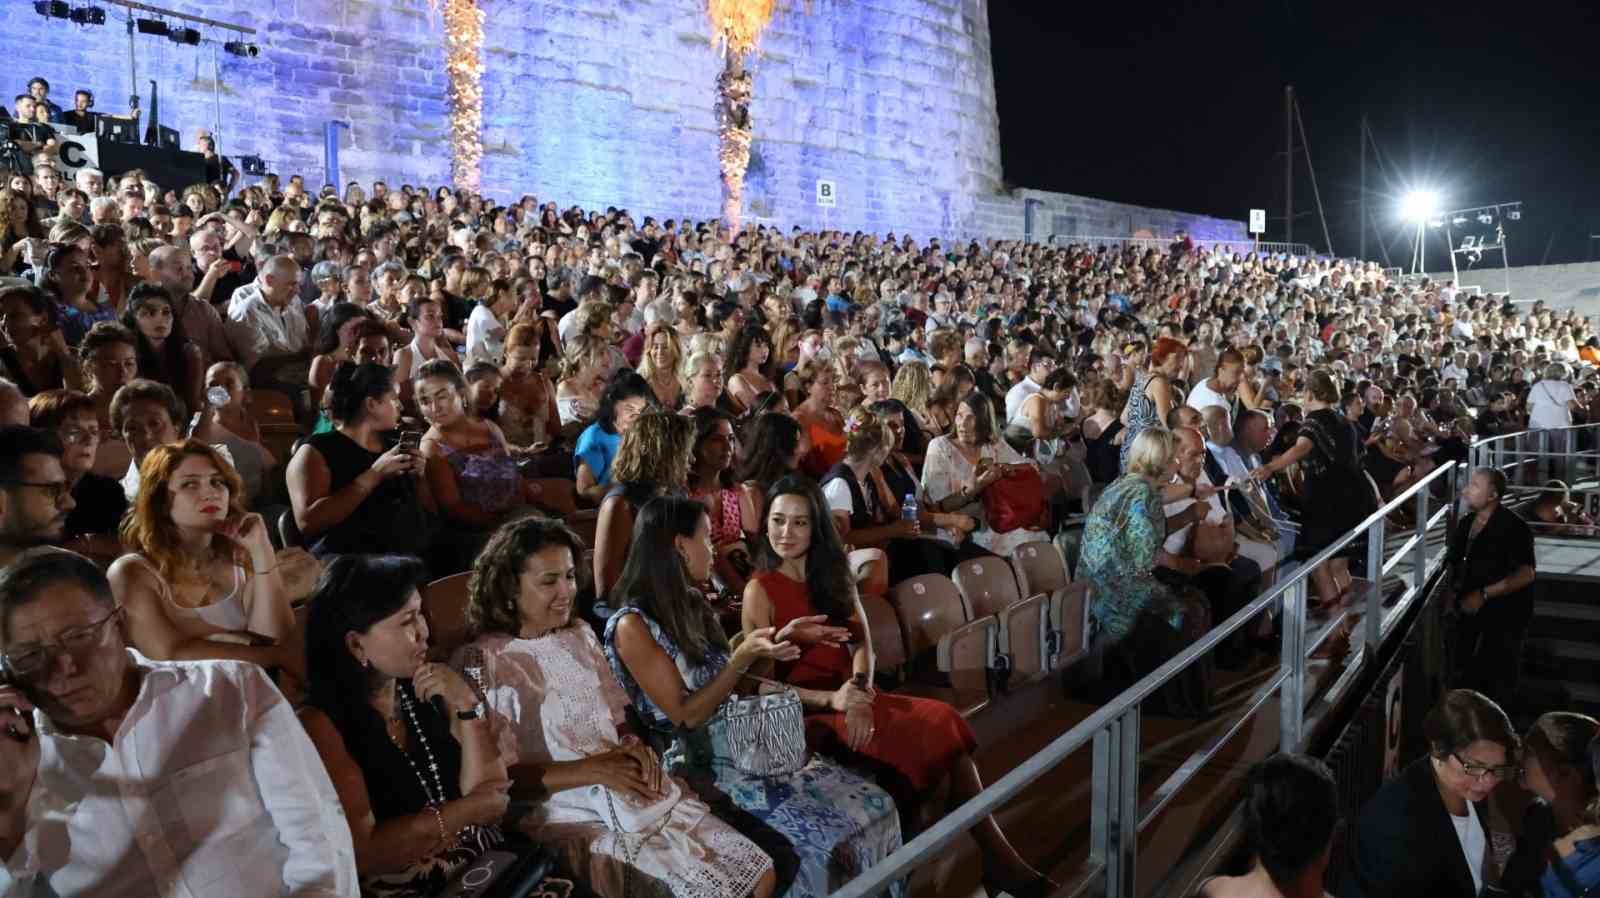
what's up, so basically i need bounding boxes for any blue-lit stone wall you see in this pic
[2,0,1243,241]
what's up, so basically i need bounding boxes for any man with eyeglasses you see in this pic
[0,426,75,569]
[0,549,357,896]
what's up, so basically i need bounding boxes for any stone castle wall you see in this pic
[2,0,1243,241]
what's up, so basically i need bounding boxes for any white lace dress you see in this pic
[455,627,772,898]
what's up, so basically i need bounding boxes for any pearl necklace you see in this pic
[391,682,459,850]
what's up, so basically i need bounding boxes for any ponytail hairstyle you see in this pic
[842,404,889,462]
[327,361,395,426]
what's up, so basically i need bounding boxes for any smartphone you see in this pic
[399,430,423,454]
[227,260,243,274]
[0,660,31,743]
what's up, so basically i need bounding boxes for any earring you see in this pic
[362,658,372,670]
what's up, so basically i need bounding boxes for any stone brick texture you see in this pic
[2,0,1243,243]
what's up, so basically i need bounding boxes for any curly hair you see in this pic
[465,515,585,641]
[120,439,250,592]
[610,409,694,490]
[842,404,890,461]
[890,360,931,417]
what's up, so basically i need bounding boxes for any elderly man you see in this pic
[0,427,76,568]
[0,549,357,896]
[148,244,240,366]
[72,167,104,198]
[188,228,244,307]
[226,255,311,392]
[1446,467,1537,705]
[1160,426,1263,669]
[1198,405,1282,577]
[86,196,119,225]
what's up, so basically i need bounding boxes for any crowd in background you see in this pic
[1,113,1599,897]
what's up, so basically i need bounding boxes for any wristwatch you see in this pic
[455,700,486,721]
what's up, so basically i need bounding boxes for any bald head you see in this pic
[0,379,26,428]
[149,245,194,294]
[1201,404,1232,445]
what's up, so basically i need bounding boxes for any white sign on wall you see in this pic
[1249,208,1266,235]
[815,179,837,208]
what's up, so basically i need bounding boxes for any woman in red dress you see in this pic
[742,474,1053,897]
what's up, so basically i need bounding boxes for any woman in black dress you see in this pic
[299,553,585,898]
[1249,370,1377,607]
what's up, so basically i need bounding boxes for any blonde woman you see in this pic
[554,341,608,428]
[681,349,723,412]
[890,359,934,432]
[635,321,683,408]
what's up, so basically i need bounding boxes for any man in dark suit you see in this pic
[1447,467,1537,706]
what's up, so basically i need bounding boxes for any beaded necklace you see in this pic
[390,682,458,851]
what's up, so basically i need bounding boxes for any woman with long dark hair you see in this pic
[735,411,808,512]
[120,282,204,416]
[457,515,776,898]
[725,324,775,413]
[605,496,906,898]
[743,475,1053,897]
[300,554,581,898]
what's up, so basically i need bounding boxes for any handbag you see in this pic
[982,464,1048,533]
[710,676,808,777]
[439,834,558,898]
[1188,517,1235,565]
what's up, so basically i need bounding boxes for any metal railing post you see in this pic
[1114,707,1139,898]
[1280,578,1308,752]
[1364,515,1385,653]
[1412,484,1430,596]
[1092,710,1140,898]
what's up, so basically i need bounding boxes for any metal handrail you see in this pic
[835,424,1594,898]
[832,457,1465,898]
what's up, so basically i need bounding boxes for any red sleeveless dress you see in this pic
[755,570,977,791]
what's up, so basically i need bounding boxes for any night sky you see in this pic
[987,0,1600,268]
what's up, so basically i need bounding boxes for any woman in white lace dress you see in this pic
[454,516,776,898]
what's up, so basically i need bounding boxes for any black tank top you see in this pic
[303,430,429,558]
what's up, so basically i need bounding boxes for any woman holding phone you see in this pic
[288,362,435,562]
[108,439,301,673]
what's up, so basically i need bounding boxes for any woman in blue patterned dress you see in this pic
[1080,428,1212,717]
[604,496,906,898]
[1118,336,1188,472]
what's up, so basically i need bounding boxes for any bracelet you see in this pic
[426,804,449,845]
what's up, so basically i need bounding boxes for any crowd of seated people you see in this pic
[1,144,1598,895]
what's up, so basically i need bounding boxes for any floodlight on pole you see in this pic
[1399,190,1441,224]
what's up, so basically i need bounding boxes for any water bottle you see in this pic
[901,492,918,531]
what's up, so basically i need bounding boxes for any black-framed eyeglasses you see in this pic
[1,606,124,681]
[1452,752,1520,781]
[0,480,72,505]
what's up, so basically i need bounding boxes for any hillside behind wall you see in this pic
[2,0,1245,242]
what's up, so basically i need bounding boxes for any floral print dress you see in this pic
[603,607,906,898]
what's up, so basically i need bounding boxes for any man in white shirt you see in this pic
[0,549,357,897]
[1004,348,1056,423]
[225,255,310,386]
[1185,348,1244,415]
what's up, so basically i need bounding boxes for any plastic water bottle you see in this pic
[901,492,918,524]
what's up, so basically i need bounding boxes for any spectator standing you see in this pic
[1446,467,1538,704]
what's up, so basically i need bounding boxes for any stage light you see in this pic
[34,1,70,17]
[1477,212,1494,225]
[168,26,200,44]
[1428,218,1445,229]
[135,17,169,35]
[1506,208,1522,221]
[223,41,259,57]
[239,155,267,175]
[1451,215,1469,226]
[1399,189,1441,224]
[69,4,105,24]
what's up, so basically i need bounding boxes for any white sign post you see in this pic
[1249,208,1266,252]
